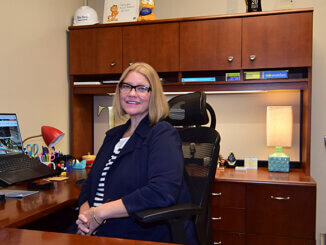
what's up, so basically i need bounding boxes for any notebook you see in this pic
[0,113,59,186]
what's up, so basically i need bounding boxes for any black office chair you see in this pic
[134,92,221,245]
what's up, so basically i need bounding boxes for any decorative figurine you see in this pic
[226,152,237,168]
[245,0,262,12]
[137,0,156,21]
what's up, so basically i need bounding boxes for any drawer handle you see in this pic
[271,196,290,200]
[211,217,222,221]
[129,62,135,66]
[214,242,222,245]
[110,62,116,67]
[227,56,234,62]
[249,55,256,61]
[211,192,222,196]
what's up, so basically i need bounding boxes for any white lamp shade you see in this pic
[266,106,293,147]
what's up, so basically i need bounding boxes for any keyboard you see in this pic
[0,154,40,172]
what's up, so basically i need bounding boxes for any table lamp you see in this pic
[266,106,293,172]
[22,126,65,148]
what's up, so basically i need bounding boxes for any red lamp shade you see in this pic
[41,126,65,148]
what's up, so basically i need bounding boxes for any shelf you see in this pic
[73,78,308,95]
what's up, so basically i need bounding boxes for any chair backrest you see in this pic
[166,92,221,244]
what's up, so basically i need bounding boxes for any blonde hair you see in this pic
[113,62,169,125]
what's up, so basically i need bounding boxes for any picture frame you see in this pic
[103,0,140,24]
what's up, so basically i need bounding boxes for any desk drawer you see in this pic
[211,182,245,208]
[211,207,245,233]
[246,184,316,239]
[213,231,245,245]
[246,234,315,245]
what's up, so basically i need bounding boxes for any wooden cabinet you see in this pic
[180,18,242,71]
[211,169,316,245]
[242,12,313,69]
[246,184,316,241]
[69,27,123,75]
[68,9,313,178]
[180,11,313,71]
[69,22,179,75]
[123,23,179,72]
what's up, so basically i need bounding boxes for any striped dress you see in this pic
[93,137,130,207]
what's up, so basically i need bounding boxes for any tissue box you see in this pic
[268,156,290,172]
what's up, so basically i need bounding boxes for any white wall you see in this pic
[0,0,83,152]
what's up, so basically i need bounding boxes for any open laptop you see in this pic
[0,113,59,186]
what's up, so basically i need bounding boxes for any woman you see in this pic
[76,62,197,244]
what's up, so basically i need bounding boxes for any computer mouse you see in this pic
[76,178,86,186]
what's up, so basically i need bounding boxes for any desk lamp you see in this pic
[22,126,64,148]
[266,106,293,172]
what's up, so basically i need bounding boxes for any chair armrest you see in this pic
[133,203,202,223]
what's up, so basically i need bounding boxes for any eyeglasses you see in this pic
[119,82,151,94]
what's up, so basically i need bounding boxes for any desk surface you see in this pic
[0,228,173,245]
[215,167,316,186]
[0,170,87,228]
[0,168,316,229]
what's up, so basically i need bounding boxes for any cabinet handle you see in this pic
[211,192,222,196]
[227,56,234,62]
[271,195,290,200]
[129,62,134,66]
[211,217,222,220]
[110,62,116,67]
[214,242,222,245]
[249,55,256,61]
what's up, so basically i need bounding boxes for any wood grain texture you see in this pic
[0,228,173,245]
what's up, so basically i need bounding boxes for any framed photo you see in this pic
[103,0,140,24]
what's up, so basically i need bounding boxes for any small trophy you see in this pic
[245,0,262,12]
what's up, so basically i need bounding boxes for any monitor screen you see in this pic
[0,114,24,155]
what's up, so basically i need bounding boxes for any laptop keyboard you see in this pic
[0,155,41,172]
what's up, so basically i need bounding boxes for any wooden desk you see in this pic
[0,170,87,228]
[0,228,173,245]
[0,170,177,244]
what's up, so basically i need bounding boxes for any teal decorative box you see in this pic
[268,155,290,172]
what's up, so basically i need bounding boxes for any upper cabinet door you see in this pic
[180,18,242,71]
[69,27,122,75]
[122,23,179,72]
[242,12,313,69]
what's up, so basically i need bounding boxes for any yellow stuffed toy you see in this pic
[137,0,156,21]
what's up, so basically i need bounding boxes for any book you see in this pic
[181,77,216,82]
[262,70,288,79]
[225,72,240,81]
[103,0,140,24]
[74,81,101,85]
[102,80,119,84]
[245,70,288,80]
[244,71,261,80]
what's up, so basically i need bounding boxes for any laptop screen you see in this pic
[0,114,24,155]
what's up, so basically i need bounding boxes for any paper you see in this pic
[47,176,69,181]
[0,190,39,198]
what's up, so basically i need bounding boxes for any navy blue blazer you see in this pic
[78,115,197,244]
